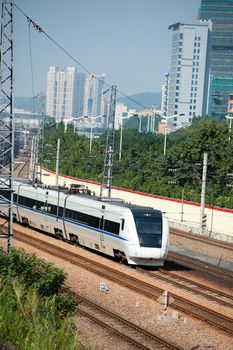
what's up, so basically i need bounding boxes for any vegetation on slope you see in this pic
[42,117,233,209]
[0,248,82,350]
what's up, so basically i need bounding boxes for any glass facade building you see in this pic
[198,0,233,119]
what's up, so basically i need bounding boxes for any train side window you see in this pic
[19,195,36,209]
[121,219,125,231]
[104,219,120,235]
[0,190,11,200]
[50,204,55,215]
[65,209,71,218]
[58,207,63,217]
[64,208,100,229]
[38,201,44,211]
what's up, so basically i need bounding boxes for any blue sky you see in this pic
[13,0,200,97]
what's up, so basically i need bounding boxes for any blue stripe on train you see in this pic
[16,204,128,241]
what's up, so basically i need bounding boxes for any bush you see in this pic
[0,248,66,295]
[0,248,81,350]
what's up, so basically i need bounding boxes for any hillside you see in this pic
[8,92,161,114]
[117,92,161,110]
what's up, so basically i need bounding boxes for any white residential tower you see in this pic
[46,66,78,123]
[165,21,212,128]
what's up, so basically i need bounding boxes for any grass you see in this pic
[0,248,88,349]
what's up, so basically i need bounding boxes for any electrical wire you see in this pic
[14,2,148,111]
[13,93,39,111]
[28,22,37,129]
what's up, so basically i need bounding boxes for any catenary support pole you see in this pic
[0,0,14,253]
[199,152,208,233]
[55,138,60,187]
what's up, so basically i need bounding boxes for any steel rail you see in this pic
[12,228,233,336]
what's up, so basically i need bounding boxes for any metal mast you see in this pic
[38,92,45,182]
[100,85,117,198]
[0,0,14,252]
[199,152,208,234]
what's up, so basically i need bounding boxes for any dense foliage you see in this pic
[42,117,233,208]
[0,249,81,350]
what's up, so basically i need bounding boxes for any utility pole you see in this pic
[139,115,142,133]
[163,121,168,155]
[0,0,14,253]
[225,114,233,141]
[29,137,34,181]
[55,138,60,187]
[119,121,123,161]
[181,187,185,222]
[38,92,45,182]
[100,85,116,198]
[33,134,39,182]
[199,152,208,233]
[147,115,150,133]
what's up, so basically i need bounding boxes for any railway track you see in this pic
[12,228,233,337]
[138,267,233,309]
[167,251,233,286]
[171,228,233,252]
[14,157,29,178]
[68,291,180,350]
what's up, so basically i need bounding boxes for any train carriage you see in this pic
[0,178,169,266]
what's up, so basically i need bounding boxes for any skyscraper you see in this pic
[166,21,212,128]
[82,74,105,118]
[46,68,105,123]
[76,72,86,117]
[46,66,78,123]
[161,73,170,116]
[198,0,233,118]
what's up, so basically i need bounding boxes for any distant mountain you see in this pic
[11,92,162,114]
[117,92,161,110]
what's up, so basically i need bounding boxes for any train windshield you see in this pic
[132,209,162,248]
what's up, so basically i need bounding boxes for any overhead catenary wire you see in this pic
[14,2,148,111]
[28,21,37,129]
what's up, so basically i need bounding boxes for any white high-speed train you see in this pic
[0,179,169,266]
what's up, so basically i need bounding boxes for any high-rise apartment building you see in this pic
[161,73,170,116]
[198,0,233,119]
[82,74,105,118]
[76,72,86,117]
[46,68,105,123]
[46,66,78,123]
[165,21,212,128]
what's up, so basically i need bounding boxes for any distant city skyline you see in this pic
[46,66,105,122]
[13,0,200,98]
